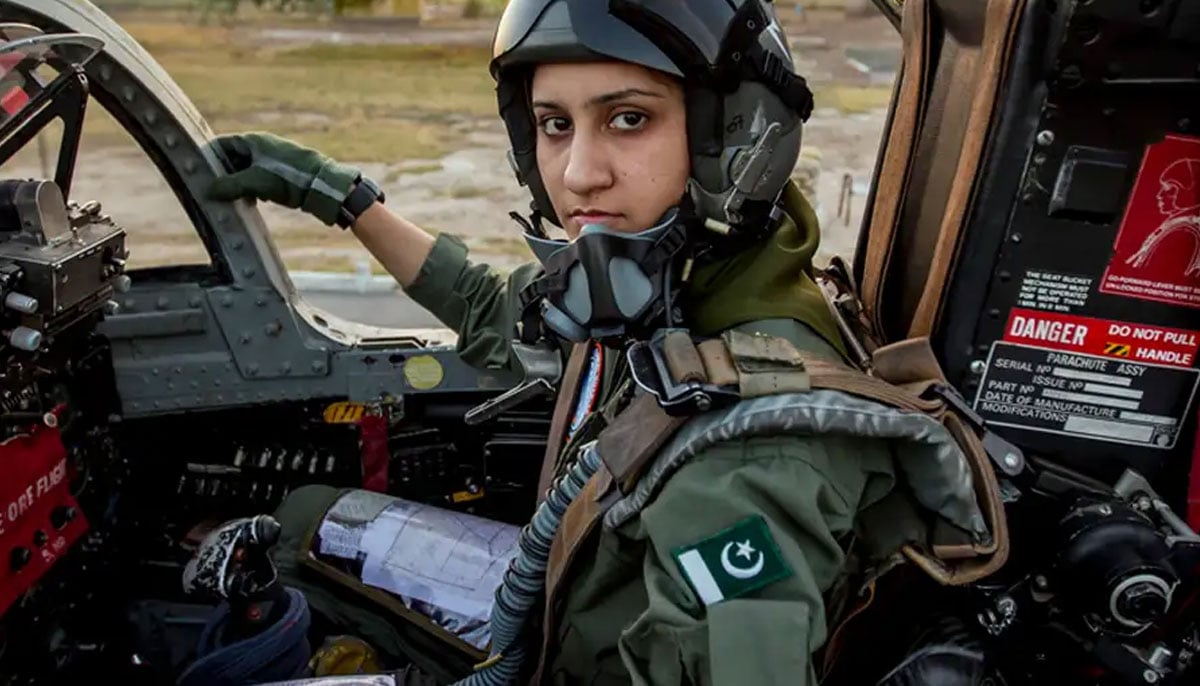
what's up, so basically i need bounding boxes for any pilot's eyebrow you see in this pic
[531,88,665,110]
[588,88,663,106]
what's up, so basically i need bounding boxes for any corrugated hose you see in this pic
[450,442,602,685]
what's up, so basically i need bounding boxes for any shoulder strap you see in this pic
[534,343,590,504]
[692,329,945,415]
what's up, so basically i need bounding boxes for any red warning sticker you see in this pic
[1100,134,1200,308]
[0,87,27,116]
[1003,308,1200,368]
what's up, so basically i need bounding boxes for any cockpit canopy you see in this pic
[0,28,102,138]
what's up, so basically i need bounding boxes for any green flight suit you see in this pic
[399,183,906,685]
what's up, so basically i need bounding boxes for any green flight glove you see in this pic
[206,132,361,226]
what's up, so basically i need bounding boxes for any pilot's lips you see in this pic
[570,210,622,228]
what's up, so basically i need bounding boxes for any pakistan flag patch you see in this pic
[672,514,792,606]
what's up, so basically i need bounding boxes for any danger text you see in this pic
[1009,314,1088,346]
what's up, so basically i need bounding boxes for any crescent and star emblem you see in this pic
[720,539,764,579]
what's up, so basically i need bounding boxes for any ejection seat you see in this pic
[850,0,1200,500]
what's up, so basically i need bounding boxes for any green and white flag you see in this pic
[672,514,793,606]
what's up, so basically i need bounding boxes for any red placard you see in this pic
[1002,307,1200,368]
[359,413,389,493]
[0,414,90,616]
[1100,134,1200,308]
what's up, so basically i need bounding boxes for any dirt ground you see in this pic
[4,7,899,277]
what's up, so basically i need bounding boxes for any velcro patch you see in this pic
[672,514,792,606]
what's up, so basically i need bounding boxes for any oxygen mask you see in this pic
[517,209,690,345]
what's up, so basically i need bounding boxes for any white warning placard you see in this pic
[973,342,1200,449]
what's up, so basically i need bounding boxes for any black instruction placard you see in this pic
[972,342,1200,449]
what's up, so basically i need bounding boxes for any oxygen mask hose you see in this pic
[452,442,603,685]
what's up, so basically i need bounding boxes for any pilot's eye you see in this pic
[539,116,571,136]
[610,112,647,131]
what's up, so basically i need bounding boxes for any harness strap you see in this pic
[671,328,945,415]
[534,343,590,504]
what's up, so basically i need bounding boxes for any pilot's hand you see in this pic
[205,132,361,226]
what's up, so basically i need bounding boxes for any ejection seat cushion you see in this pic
[271,485,482,684]
[857,0,1027,342]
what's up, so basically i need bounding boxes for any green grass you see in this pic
[94,0,198,7]
[460,0,508,17]
[114,17,892,164]
[124,21,496,162]
[385,162,442,182]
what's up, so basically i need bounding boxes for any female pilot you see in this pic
[206,2,904,683]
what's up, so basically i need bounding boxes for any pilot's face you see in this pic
[531,61,689,239]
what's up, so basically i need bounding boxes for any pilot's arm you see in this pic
[399,227,543,370]
[204,132,538,370]
[604,434,897,685]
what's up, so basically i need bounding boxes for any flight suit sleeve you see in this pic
[618,434,895,686]
[403,232,542,371]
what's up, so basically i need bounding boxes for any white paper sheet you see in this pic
[358,500,519,624]
[327,490,395,525]
[316,519,364,560]
[313,493,520,650]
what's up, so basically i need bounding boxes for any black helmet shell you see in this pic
[490,0,807,233]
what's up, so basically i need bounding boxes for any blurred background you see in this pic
[4,0,900,325]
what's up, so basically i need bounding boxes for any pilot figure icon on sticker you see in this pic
[1125,157,1200,277]
[1100,134,1200,307]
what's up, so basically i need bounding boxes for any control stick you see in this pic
[178,515,313,685]
[182,515,287,641]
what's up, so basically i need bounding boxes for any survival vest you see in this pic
[531,259,1019,680]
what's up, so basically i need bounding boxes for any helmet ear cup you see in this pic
[692,79,803,228]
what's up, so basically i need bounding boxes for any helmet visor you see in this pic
[492,0,554,61]
[492,0,682,77]
[606,0,740,71]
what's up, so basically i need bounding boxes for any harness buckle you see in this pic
[922,383,1028,478]
[626,328,739,417]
